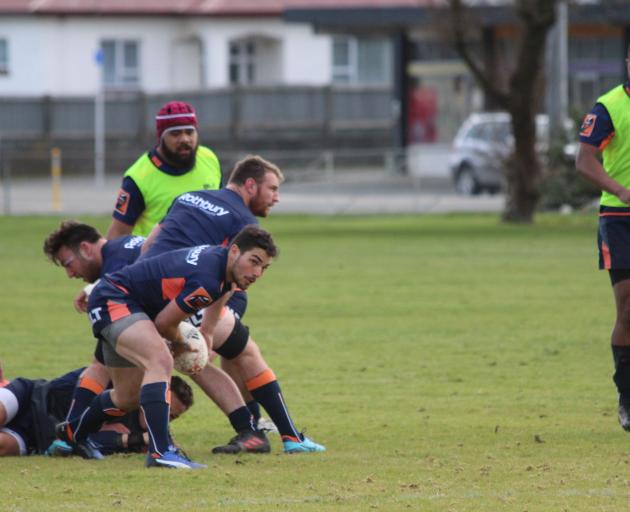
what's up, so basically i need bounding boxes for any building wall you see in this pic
[0,15,331,96]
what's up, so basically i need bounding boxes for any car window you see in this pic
[488,122,511,144]
[465,122,487,141]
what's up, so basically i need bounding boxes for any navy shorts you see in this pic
[598,207,630,270]
[87,279,144,338]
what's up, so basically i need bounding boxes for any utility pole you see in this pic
[94,48,105,187]
[547,0,568,141]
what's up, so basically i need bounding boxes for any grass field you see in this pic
[0,212,627,511]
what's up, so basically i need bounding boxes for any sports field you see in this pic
[0,212,626,511]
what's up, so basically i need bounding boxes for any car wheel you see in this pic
[455,165,480,196]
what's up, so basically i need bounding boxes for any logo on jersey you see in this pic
[580,114,596,138]
[124,236,144,249]
[186,245,210,266]
[178,192,230,217]
[115,189,130,215]
[183,287,212,310]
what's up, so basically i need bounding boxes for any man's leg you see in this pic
[65,359,110,423]
[611,275,630,429]
[190,365,258,436]
[213,313,324,453]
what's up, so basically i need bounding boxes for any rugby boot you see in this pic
[55,421,104,460]
[282,432,325,454]
[211,430,270,454]
[146,448,207,469]
[44,439,73,457]
[619,401,630,431]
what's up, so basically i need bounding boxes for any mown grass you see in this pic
[0,212,627,511]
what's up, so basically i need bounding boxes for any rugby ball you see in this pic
[172,322,208,375]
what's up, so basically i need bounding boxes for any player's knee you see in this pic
[0,433,19,457]
[214,320,250,360]
[112,389,140,411]
[619,302,630,330]
[144,345,174,374]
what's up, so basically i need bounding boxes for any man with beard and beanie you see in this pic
[106,101,222,239]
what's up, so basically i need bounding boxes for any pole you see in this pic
[51,147,62,212]
[1,142,10,216]
[548,0,568,140]
[94,48,105,187]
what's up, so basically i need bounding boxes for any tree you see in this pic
[449,0,559,223]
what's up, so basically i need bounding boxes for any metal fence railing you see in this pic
[0,85,395,141]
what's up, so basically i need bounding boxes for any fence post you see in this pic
[51,147,62,212]
[2,159,11,216]
[323,150,334,184]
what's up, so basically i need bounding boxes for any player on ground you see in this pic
[576,44,630,430]
[142,155,325,454]
[57,226,278,469]
[106,101,222,239]
[0,367,193,457]
[44,221,267,456]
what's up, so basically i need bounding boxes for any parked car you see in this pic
[448,112,575,195]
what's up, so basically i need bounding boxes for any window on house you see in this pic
[101,40,140,88]
[332,36,391,85]
[229,40,256,85]
[0,39,8,75]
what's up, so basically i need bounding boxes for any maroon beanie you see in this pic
[155,101,198,139]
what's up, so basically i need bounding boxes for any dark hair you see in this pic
[170,375,194,408]
[43,220,102,265]
[228,155,284,186]
[231,225,278,258]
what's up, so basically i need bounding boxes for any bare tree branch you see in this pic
[448,0,509,108]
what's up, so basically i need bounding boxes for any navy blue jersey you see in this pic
[100,235,144,276]
[3,368,84,454]
[143,188,257,259]
[88,245,231,335]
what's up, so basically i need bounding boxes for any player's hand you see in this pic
[74,289,89,313]
[618,188,630,205]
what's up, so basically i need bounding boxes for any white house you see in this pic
[0,0,394,96]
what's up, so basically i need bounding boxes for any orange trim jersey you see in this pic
[86,245,231,337]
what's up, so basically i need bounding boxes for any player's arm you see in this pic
[199,284,236,343]
[106,219,133,240]
[141,223,162,254]
[106,177,145,240]
[576,143,630,205]
[153,301,190,344]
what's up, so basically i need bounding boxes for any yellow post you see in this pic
[51,147,62,212]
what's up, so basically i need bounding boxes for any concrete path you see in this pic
[0,171,504,216]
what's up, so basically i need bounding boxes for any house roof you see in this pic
[0,0,441,16]
[0,0,272,15]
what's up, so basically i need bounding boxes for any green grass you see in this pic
[0,212,626,511]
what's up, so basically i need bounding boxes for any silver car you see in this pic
[448,112,574,195]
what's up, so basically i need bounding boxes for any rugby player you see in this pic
[142,155,325,454]
[57,226,278,469]
[44,221,268,458]
[106,101,222,239]
[0,367,193,457]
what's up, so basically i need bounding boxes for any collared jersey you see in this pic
[112,146,222,236]
[100,235,144,276]
[143,188,257,259]
[92,245,231,325]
